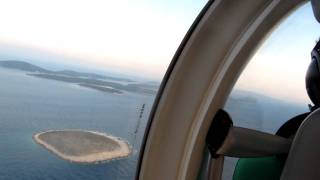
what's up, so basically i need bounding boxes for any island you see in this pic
[78,83,123,94]
[0,60,159,95]
[33,130,131,164]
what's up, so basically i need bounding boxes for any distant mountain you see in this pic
[0,60,50,73]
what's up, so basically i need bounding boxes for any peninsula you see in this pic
[33,130,131,164]
[0,60,158,95]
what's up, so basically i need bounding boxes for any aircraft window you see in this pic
[0,1,206,179]
[221,2,320,180]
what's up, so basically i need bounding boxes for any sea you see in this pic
[0,67,310,180]
[0,68,155,180]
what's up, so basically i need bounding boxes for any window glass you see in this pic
[222,2,320,179]
[0,1,207,179]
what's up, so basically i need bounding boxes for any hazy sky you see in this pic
[0,1,319,103]
[236,2,320,104]
[0,0,206,80]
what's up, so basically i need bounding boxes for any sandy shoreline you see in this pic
[33,130,131,164]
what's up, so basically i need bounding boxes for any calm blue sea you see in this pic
[0,68,154,180]
[0,67,310,180]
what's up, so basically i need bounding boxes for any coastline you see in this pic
[33,130,131,164]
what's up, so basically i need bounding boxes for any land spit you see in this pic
[33,130,131,164]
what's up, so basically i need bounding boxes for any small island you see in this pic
[33,130,131,164]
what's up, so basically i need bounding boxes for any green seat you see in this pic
[233,157,285,180]
[232,113,309,180]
